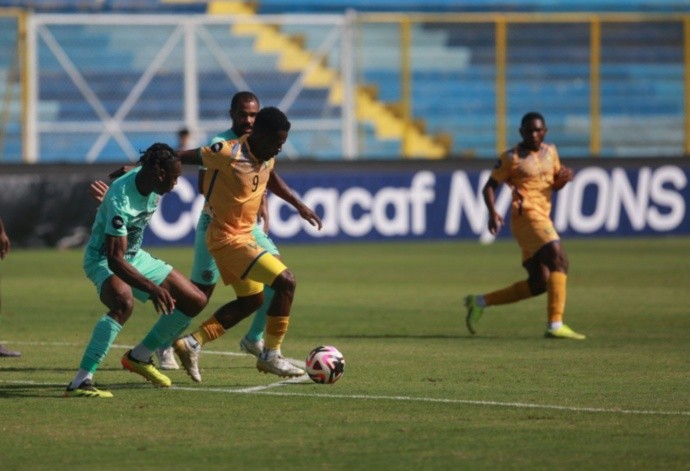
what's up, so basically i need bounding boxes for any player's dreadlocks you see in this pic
[254,106,291,135]
[137,142,178,170]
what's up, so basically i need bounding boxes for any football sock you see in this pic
[192,315,225,346]
[69,370,93,390]
[245,286,273,342]
[547,271,567,324]
[264,315,290,353]
[131,309,192,362]
[484,280,532,306]
[71,315,122,387]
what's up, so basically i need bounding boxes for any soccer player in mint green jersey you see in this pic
[65,143,206,398]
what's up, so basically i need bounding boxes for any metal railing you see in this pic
[1,10,688,162]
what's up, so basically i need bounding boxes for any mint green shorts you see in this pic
[190,212,279,286]
[84,250,173,303]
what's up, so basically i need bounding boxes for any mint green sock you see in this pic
[79,315,122,374]
[245,286,273,342]
[139,309,192,353]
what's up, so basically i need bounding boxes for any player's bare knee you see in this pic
[528,278,547,295]
[557,254,569,272]
[109,295,134,323]
[187,289,207,316]
[273,269,296,299]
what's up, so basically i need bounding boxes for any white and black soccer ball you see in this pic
[305,345,345,384]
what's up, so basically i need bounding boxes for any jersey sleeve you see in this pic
[550,144,562,174]
[489,151,511,184]
[101,193,129,238]
[200,141,231,171]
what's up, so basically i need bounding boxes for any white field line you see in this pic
[1,341,689,417]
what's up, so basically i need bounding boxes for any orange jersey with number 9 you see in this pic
[200,135,274,240]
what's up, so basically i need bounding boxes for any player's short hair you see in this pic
[254,106,291,135]
[521,111,545,127]
[230,91,259,112]
[138,142,178,170]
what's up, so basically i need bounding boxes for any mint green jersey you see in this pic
[84,167,160,262]
[211,128,239,145]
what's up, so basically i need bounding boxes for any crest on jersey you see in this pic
[210,142,224,153]
[111,215,124,230]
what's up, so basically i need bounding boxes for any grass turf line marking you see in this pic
[1,379,689,417]
[3,342,689,418]
[169,385,690,417]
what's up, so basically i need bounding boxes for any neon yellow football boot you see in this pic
[121,350,172,387]
[464,294,484,335]
[545,324,586,340]
[64,379,113,398]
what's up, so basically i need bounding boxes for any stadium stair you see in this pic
[206,0,450,158]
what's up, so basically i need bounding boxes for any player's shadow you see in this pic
[0,381,154,398]
[0,366,130,373]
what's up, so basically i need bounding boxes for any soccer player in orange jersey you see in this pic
[464,112,585,340]
[174,107,322,380]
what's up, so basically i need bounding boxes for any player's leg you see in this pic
[189,211,219,301]
[174,286,263,382]
[464,218,537,334]
[65,270,134,398]
[155,212,218,370]
[118,252,197,387]
[240,223,281,357]
[128,268,206,370]
[248,255,305,378]
[537,241,585,340]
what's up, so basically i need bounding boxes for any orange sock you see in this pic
[264,316,290,351]
[191,316,225,346]
[547,272,567,324]
[484,281,532,306]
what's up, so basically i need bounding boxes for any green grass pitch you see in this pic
[0,237,688,469]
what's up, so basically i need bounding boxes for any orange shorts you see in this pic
[207,232,287,296]
[510,212,559,262]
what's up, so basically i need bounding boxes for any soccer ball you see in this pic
[305,345,345,384]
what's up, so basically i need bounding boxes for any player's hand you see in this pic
[89,180,109,204]
[488,212,504,236]
[553,166,574,191]
[108,165,136,181]
[150,286,176,315]
[297,204,323,230]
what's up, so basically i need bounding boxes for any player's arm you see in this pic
[197,168,206,195]
[267,171,322,230]
[259,192,270,233]
[177,148,203,166]
[88,165,138,204]
[482,177,504,236]
[104,235,176,315]
[552,166,574,191]
[0,217,10,260]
